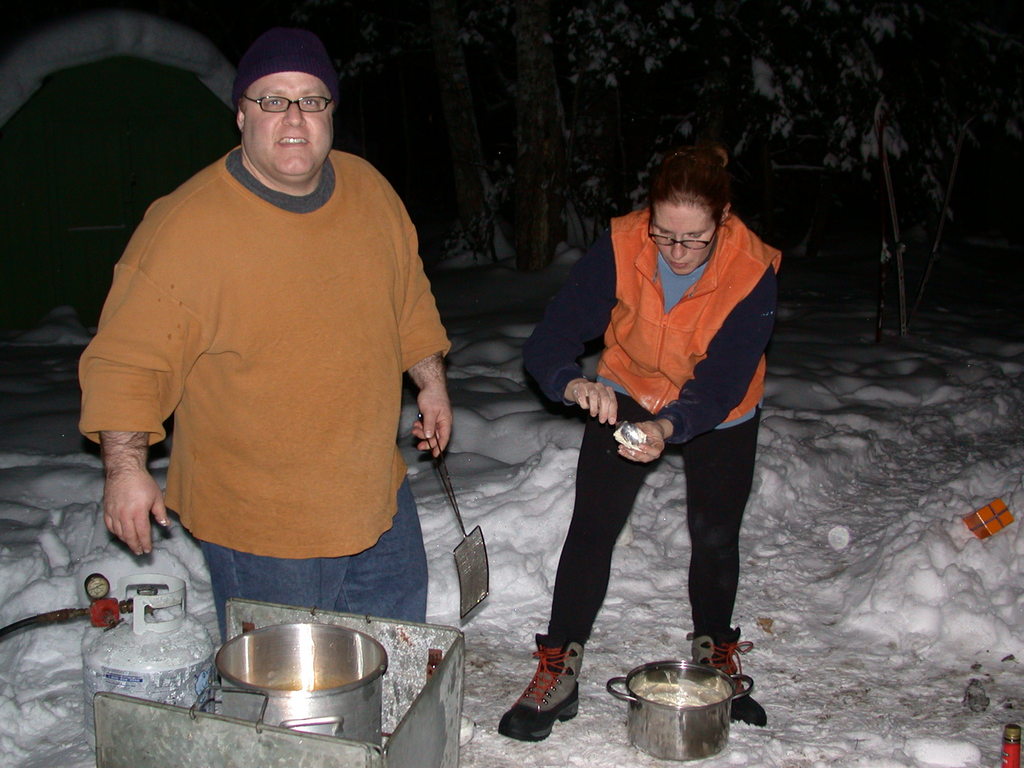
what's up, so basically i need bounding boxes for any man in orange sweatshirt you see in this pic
[79,28,450,638]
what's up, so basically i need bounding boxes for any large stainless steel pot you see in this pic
[216,623,388,743]
[607,660,752,761]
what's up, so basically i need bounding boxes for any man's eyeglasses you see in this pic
[648,231,713,250]
[243,95,333,113]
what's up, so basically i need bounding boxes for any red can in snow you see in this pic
[1003,723,1021,768]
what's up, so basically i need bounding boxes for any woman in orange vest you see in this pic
[499,144,781,741]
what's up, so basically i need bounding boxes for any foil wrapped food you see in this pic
[613,421,647,450]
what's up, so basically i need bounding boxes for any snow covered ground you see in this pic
[0,229,1021,768]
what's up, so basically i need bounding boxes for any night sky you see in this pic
[3,0,1022,253]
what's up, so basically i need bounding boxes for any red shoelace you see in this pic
[708,638,754,677]
[520,645,576,707]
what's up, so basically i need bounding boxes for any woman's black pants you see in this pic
[547,394,760,645]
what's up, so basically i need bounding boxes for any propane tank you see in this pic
[82,573,214,741]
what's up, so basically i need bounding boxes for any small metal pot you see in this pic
[607,660,752,761]
[216,623,388,743]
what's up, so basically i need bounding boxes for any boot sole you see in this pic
[730,694,767,727]
[497,699,579,742]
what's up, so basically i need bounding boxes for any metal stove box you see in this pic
[94,598,464,767]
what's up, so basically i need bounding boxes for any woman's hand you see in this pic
[617,419,673,463]
[565,378,618,424]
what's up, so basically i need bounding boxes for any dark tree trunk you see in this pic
[428,0,490,247]
[805,172,833,259]
[514,0,566,271]
[760,139,775,241]
[565,72,622,242]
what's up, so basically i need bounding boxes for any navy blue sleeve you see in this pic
[523,231,617,403]
[656,267,778,443]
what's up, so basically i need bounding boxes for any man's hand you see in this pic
[616,419,673,464]
[408,353,452,456]
[565,378,618,424]
[100,431,169,555]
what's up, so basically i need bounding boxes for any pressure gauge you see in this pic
[83,572,111,601]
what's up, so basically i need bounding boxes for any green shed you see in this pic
[0,9,239,331]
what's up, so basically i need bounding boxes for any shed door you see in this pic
[0,56,238,330]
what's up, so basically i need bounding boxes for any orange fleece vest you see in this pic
[597,208,781,419]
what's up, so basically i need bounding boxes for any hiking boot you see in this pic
[692,627,767,727]
[498,635,584,741]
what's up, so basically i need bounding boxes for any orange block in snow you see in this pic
[963,498,1015,539]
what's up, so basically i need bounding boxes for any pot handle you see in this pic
[606,676,637,703]
[279,715,345,737]
[219,685,271,732]
[730,674,755,701]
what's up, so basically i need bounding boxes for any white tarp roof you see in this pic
[0,8,234,127]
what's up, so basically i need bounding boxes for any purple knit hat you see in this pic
[231,28,340,105]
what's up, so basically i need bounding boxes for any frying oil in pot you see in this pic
[255,635,362,691]
[263,673,359,691]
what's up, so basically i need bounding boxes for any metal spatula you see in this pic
[432,445,489,619]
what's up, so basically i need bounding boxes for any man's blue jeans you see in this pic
[201,478,427,640]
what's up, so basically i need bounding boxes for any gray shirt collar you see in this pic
[226,149,335,212]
